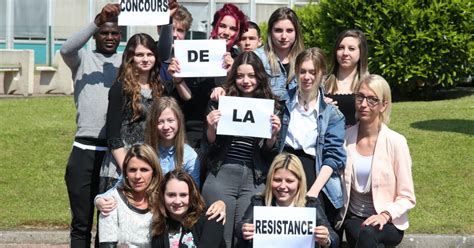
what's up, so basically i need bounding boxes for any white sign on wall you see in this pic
[118,0,170,26]
[174,40,227,77]
[253,206,316,248]
[216,96,274,139]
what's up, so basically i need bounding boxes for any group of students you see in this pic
[61,1,416,248]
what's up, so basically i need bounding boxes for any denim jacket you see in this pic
[278,86,346,209]
[158,144,201,188]
[253,47,295,100]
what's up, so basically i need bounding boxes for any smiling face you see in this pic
[94,22,121,54]
[238,28,261,52]
[270,19,296,52]
[164,178,190,221]
[157,107,178,148]
[133,44,155,74]
[217,15,238,47]
[336,37,361,70]
[126,157,153,194]
[236,64,258,97]
[271,168,299,207]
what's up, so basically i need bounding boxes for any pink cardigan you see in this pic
[335,123,416,230]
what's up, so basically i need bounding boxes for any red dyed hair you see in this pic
[210,3,248,50]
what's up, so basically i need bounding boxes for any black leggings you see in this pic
[343,215,404,248]
[283,147,338,228]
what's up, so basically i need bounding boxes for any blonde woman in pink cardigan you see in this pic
[335,74,416,248]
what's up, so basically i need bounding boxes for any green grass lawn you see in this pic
[0,94,473,233]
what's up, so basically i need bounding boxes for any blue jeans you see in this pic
[202,163,265,248]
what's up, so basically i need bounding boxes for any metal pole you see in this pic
[249,0,256,22]
[289,0,295,8]
[209,0,216,36]
[6,0,14,49]
[87,0,94,51]
[47,0,54,66]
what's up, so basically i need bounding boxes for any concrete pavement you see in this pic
[1,230,473,248]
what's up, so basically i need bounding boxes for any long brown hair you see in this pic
[151,170,205,236]
[325,29,369,94]
[265,7,304,84]
[226,51,275,100]
[145,97,186,168]
[119,144,162,209]
[116,33,164,120]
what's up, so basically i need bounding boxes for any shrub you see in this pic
[296,0,473,98]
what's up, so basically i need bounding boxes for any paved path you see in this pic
[1,230,473,248]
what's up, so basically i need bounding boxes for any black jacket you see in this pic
[236,195,340,248]
[151,214,225,248]
[201,100,279,185]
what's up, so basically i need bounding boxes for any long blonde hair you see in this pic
[263,153,307,207]
[295,48,327,101]
[145,97,186,168]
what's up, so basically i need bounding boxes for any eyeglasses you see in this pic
[355,93,380,107]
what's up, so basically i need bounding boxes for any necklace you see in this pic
[298,92,309,111]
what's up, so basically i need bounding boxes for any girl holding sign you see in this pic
[202,51,281,247]
[151,170,225,247]
[238,153,339,248]
[335,75,415,248]
[165,3,247,165]
[278,48,346,228]
[211,7,304,103]
[210,3,249,56]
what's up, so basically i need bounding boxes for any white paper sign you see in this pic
[253,206,316,248]
[174,40,227,77]
[118,0,170,26]
[216,96,274,139]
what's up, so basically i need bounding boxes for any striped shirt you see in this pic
[225,136,255,166]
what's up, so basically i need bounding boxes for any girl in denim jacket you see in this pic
[254,7,305,100]
[278,48,346,228]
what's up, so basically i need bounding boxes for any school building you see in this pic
[0,0,312,65]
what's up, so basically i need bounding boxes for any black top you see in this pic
[106,81,155,149]
[151,214,225,248]
[202,100,278,185]
[236,195,340,248]
[325,93,356,126]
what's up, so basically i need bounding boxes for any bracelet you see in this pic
[381,211,392,223]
